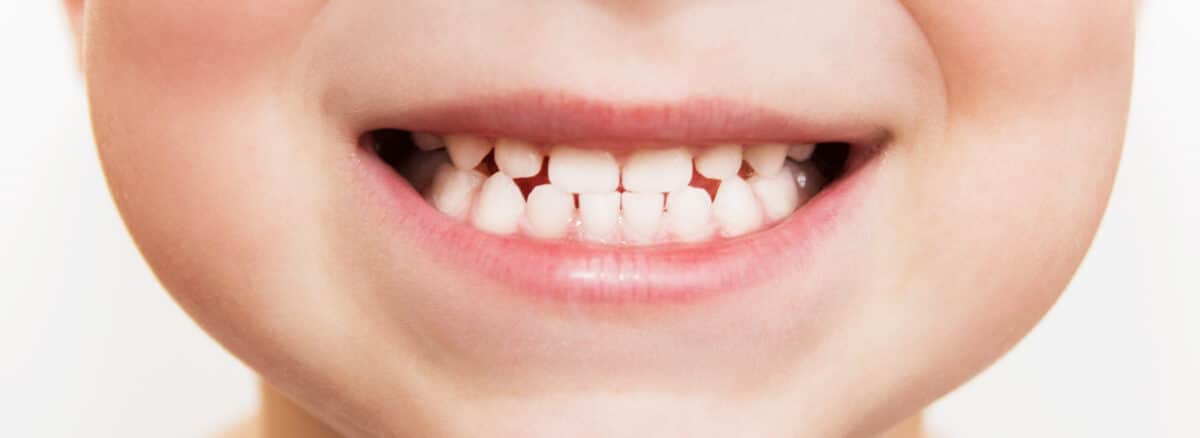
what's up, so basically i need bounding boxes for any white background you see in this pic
[1,2,1195,437]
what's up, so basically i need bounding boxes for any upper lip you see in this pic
[351,91,885,304]
[352,91,890,147]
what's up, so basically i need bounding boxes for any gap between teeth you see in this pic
[406,133,826,245]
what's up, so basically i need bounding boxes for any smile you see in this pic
[355,92,887,303]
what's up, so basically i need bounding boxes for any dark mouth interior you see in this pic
[367,129,852,191]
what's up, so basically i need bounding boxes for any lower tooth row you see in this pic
[407,134,826,244]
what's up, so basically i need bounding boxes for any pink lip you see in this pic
[356,91,889,146]
[352,92,882,304]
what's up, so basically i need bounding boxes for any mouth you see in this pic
[354,92,886,303]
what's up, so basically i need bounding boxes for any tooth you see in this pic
[621,192,664,244]
[666,187,713,242]
[525,184,575,239]
[579,192,620,242]
[548,146,619,193]
[787,143,816,162]
[744,143,789,176]
[695,144,742,180]
[712,177,762,237]
[622,147,692,193]
[412,133,446,151]
[471,173,525,235]
[445,134,493,170]
[426,163,485,219]
[792,160,828,198]
[495,138,544,178]
[749,162,802,221]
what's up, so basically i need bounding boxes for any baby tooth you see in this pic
[621,192,665,244]
[695,144,742,180]
[744,143,789,177]
[622,147,692,193]
[548,146,619,193]
[412,133,446,151]
[750,162,802,221]
[787,143,816,162]
[579,192,620,242]
[666,187,713,242]
[427,163,485,219]
[525,184,575,239]
[712,177,762,237]
[495,138,544,178]
[445,134,493,170]
[471,173,525,235]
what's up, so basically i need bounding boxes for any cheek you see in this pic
[899,0,1134,276]
[903,1,1135,116]
[83,1,337,337]
[85,0,328,104]
[880,0,1133,390]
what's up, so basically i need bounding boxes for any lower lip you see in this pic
[352,147,878,305]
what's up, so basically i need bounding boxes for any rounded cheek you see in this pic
[907,0,1132,312]
[848,1,1134,424]
[84,1,344,360]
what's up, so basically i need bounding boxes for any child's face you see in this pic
[80,1,1133,436]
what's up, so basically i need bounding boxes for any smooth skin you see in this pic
[66,1,1134,437]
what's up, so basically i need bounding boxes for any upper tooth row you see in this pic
[418,133,816,193]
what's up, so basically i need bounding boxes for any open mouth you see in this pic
[351,93,885,303]
[369,130,853,245]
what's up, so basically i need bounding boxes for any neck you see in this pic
[253,383,340,438]
[879,414,925,438]
[247,384,925,438]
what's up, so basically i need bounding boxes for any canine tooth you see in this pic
[548,146,619,193]
[579,192,620,242]
[744,143,789,176]
[622,147,692,193]
[525,184,575,239]
[445,134,492,170]
[412,133,446,151]
[471,173,525,235]
[666,187,713,242]
[695,144,742,180]
[495,138,543,178]
[621,192,665,244]
[427,163,485,219]
[787,143,816,161]
[750,163,802,221]
[712,177,762,237]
